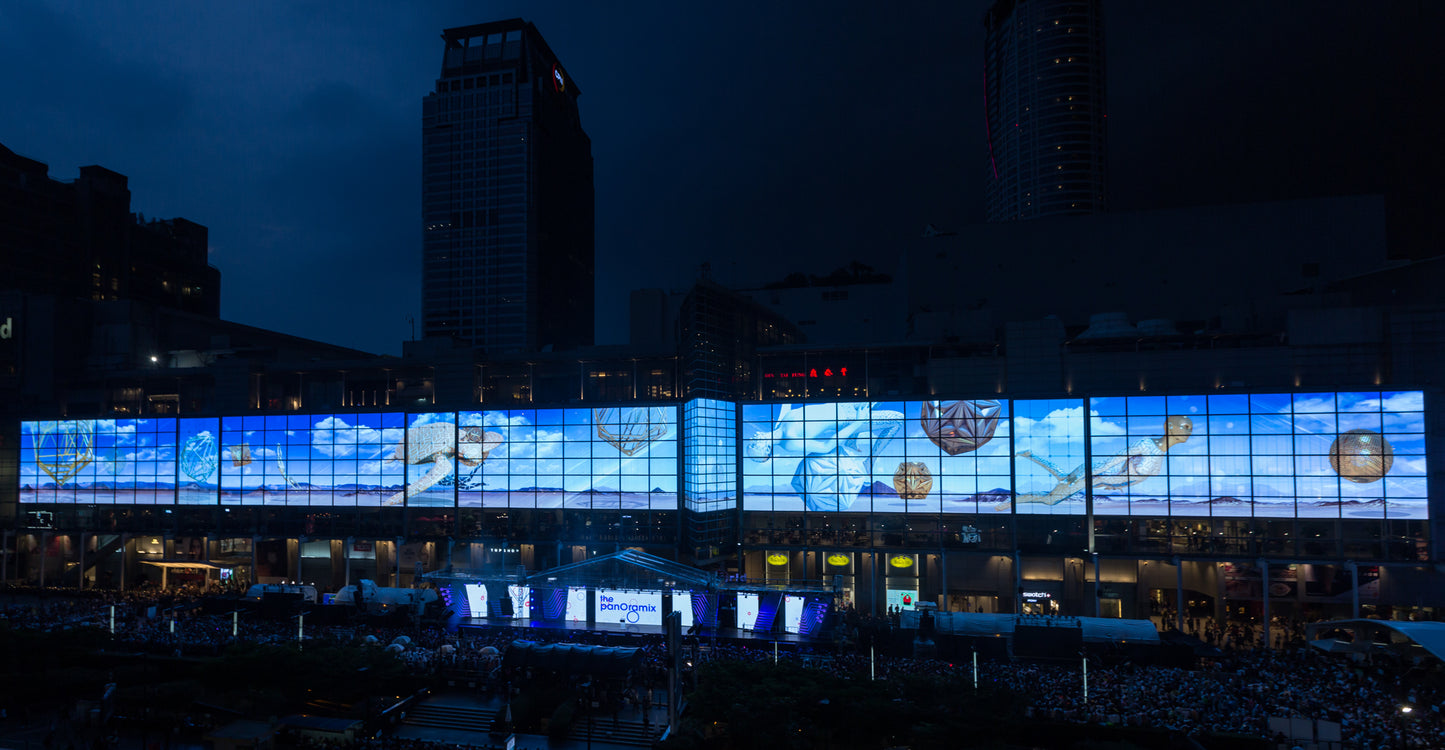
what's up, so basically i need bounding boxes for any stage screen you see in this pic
[737,593,760,631]
[684,398,737,513]
[567,586,588,623]
[597,589,662,627]
[19,419,177,504]
[464,583,488,618]
[456,407,678,509]
[216,413,406,506]
[741,400,1012,513]
[508,585,531,620]
[783,595,805,634]
[1088,392,1426,519]
[673,590,693,629]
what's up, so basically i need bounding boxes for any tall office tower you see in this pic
[983,0,1107,222]
[422,20,595,352]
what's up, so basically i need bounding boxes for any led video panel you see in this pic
[783,595,805,634]
[18,419,177,504]
[456,407,678,509]
[1088,392,1426,519]
[684,398,737,513]
[741,400,1012,513]
[1009,399,1088,516]
[464,582,488,617]
[400,412,457,506]
[508,585,531,620]
[673,590,694,629]
[597,589,663,626]
[736,593,760,631]
[177,418,219,504]
[566,586,588,623]
[217,413,406,506]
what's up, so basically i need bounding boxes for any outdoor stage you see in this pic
[453,616,829,646]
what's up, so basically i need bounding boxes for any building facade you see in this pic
[983,0,1108,222]
[4,301,1442,624]
[0,142,220,317]
[421,20,595,353]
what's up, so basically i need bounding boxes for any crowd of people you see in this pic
[1,584,1442,749]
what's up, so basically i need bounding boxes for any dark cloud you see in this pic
[0,3,194,152]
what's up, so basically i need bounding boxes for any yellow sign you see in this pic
[889,555,914,569]
[826,553,850,567]
[766,553,789,566]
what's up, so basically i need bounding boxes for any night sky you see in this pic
[2,1,1439,355]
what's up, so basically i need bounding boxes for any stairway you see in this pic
[401,702,496,733]
[566,713,663,748]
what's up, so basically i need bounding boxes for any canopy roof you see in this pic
[502,640,642,679]
[522,549,721,592]
[901,611,1161,645]
[1306,619,1445,663]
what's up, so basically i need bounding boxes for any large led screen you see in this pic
[684,398,737,513]
[177,418,219,504]
[783,595,805,634]
[1088,392,1426,519]
[741,400,1012,513]
[673,590,694,629]
[217,413,406,506]
[464,582,488,617]
[457,407,677,509]
[597,589,663,626]
[567,586,588,623]
[19,419,177,504]
[736,593,760,631]
[1010,399,1088,516]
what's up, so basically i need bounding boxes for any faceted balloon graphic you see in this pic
[920,400,1000,456]
[32,421,95,486]
[180,432,219,483]
[1330,429,1394,484]
[892,461,933,500]
[593,407,671,456]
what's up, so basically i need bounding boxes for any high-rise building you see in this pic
[422,19,594,352]
[983,0,1107,222]
[0,142,220,316]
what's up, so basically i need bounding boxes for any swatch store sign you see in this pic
[597,589,662,626]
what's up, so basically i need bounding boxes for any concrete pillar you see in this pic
[1092,553,1101,618]
[39,531,47,589]
[1173,556,1184,632]
[395,537,404,587]
[1013,550,1023,615]
[939,551,947,610]
[1258,558,1270,649]
[78,532,86,590]
[1348,561,1360,620]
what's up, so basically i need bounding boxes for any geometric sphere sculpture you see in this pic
[892,461,934,500]
[1329,429,1394,484]
[920,400,1001,456]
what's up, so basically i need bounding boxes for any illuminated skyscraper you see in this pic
[422,20,594,352]
[983,0,1107,222]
